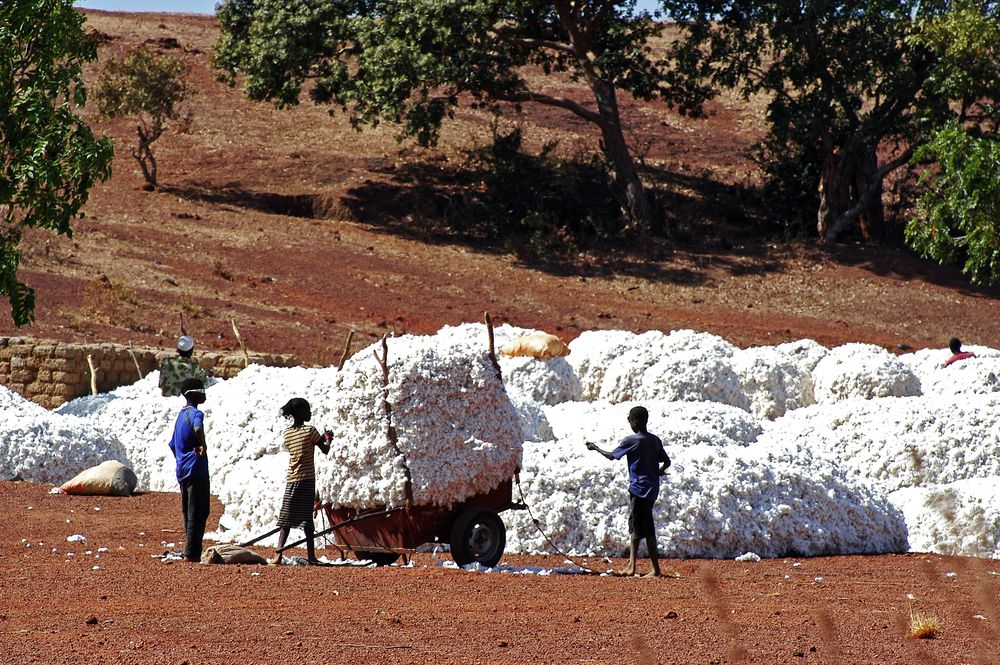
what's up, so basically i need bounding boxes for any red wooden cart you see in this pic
[243,476,524,567]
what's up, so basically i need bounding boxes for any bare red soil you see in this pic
[4,11,1000,665]
[2,480,999,664]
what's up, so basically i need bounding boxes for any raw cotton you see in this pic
[510,395,554,443]
[567,330,639,400]
[811,343,921,403]
[506,440,906,558]
[1,385,126,484]
[317,328,523,511]
[437,322,579,406]
[900,347,1000,398]
[597,330,747,409]
[889,478,1000,559]
[499,355,581,406]
[732,346,815,420]
[755,394,1000,493]
[542,400,763,448]
[776,339,829,373]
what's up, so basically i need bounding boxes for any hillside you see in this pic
[3,9,1000,362]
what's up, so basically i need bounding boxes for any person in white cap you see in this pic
[159,335,209,397]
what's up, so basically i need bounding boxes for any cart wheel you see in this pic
[449,507,506,568]
[354,550,399,567]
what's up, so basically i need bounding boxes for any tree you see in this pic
[906,126,1000,285]
[93,47,191,190]
[663,0,1000,243]
[214,0,703,235]
[904,4,1000,283]
[1,0,114,326]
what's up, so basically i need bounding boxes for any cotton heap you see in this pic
[901,346,1000,398]
[506,440,906,559]
[317,329,524,511]
[595,330,747,409]
[732,346,815,420]
[889,479,1000,559]
[1,384,126,484]
[9,325,1000,561]
[755,394,1000,493]
[811,343,921,403]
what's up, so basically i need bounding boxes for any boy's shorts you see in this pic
[628,493,656,538]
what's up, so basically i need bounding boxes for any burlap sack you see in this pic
[60,460,138,496]
[200,543,268,565]
[499,333,570,359]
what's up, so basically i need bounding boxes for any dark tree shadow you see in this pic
[165,157,1000,300]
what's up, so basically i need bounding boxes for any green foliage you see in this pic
[94,47,191,187]
[907,123,1000,285]
[214,1,694,233]
[663,0,1000,241]
[0,0,114,325]
[214,1,673,145]
[909,1,1000,130]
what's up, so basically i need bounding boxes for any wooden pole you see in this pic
[86,354,98,396]
[337,329,355,371]
[374,335,414,506]
[127,341,144,380]
[484,311,502,381]
[231,318,250,368]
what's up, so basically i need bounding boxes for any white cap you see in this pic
[177,335,195,353]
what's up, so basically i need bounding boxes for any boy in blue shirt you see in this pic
[169,378,211,562]
[586,406,670,577]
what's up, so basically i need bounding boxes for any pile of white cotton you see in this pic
[1,385,125,483]
[7,324,1000,561]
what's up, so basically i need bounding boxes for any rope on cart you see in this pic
[514,473,597,574]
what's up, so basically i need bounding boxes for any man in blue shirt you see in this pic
[169,378,210,562]
[586,406,670,577]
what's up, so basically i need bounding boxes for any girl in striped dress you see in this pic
[272,398,331,564]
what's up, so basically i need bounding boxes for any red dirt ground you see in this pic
[4,11,1000,665]
[2,480,999,665]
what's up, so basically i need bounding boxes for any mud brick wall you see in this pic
[0,337,299,409]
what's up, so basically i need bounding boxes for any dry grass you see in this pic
[908,612,942,639]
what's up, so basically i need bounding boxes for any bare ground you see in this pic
[2,481,999,665]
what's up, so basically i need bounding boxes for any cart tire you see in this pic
[449,507,506,568]
[354,550,399,566]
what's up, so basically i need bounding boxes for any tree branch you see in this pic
[490,27,574,56]
[493,90,601,124]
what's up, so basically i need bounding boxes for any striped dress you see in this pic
[276,425,322,530]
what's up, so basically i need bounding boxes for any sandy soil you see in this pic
[2,480,999,665]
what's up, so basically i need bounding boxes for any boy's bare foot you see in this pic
[268,556,283,565]
[306,558,329,566]
[616,567,636,577]
[642,570,662,578]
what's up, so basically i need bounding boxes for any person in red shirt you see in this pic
[943,337,976,368]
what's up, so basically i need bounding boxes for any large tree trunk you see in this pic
[817,143,884,243]
[590,79,653,234]
[855,148,884,241]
